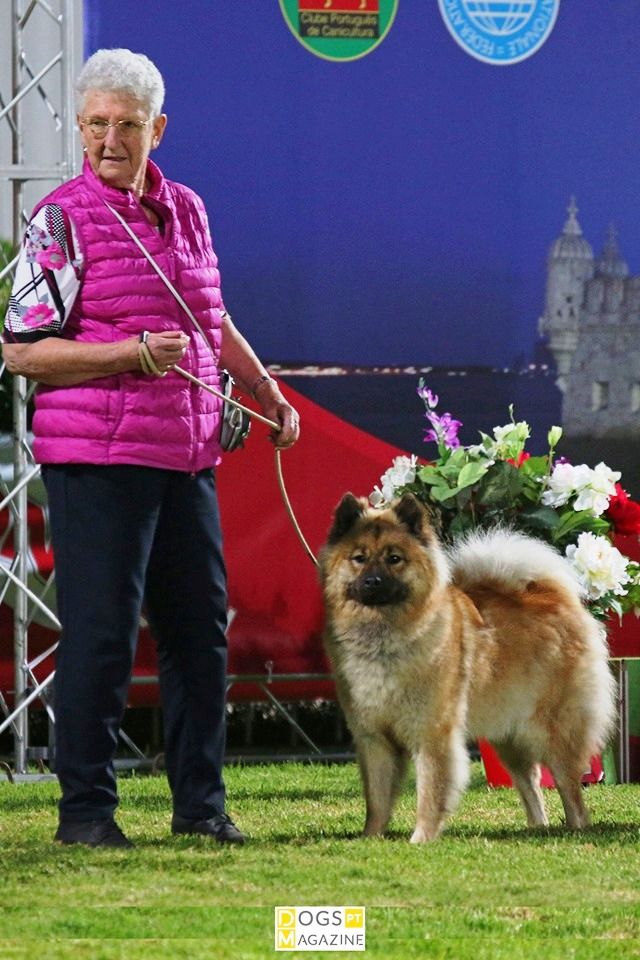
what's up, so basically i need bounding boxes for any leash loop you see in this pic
[173,365,318,567]
[106,200,317,567]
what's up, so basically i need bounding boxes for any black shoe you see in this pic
[171,812,246,844]
[54,818,133,848]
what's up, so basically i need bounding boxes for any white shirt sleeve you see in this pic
[3,203,83,343]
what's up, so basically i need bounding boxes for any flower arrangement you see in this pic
[371,382,640,621]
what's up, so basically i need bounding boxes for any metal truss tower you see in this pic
[0,0,79,774]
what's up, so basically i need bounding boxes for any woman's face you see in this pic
[78,90,167,196]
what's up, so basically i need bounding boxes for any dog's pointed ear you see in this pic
[328,493,365,544]
[393,492,428,539]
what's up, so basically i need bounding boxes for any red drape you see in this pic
[1,382,638,707]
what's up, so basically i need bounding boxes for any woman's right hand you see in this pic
[2,329,191,386]
[142,330,190,374]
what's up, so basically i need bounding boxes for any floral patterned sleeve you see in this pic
[3,203,83,343]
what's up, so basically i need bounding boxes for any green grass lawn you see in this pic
[1,762,639,958]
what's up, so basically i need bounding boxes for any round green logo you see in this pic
[279,0,399,62]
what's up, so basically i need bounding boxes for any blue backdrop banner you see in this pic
[82,0,640,479]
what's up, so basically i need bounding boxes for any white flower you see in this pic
[565,532,631,600]
[547,425,563,449]
[369,488,384,507]
[542,461,620,516]
[466,441,493,459]
[542,462,579,507]
[472,420,530,460]
[493,420,530,450]
[370,455,417,505]
[572,462,620,516]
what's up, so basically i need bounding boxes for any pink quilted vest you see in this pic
[32,158,225,472]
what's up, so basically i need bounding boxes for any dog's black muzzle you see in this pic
[348,572,409,607]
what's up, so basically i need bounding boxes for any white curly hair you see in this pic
[75,48,165,117]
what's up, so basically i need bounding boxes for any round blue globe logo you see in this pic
[437,0,561,65]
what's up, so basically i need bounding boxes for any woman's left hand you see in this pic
[255,381,300,449]
[218,313,300,448]
[270,400,300,449]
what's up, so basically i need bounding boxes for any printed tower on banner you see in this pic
[539,198,640,439]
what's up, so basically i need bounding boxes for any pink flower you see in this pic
[417,385,439,409]
[35,242,65,270]
[23,303,55,328]
[424,411,463,449]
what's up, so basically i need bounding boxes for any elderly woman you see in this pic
[2,49,299,848]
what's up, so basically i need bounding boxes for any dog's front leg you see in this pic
[411,750,444,842]
[412,734,469,843]
[356,734,406,836]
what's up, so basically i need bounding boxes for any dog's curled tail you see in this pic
[447,527,584,599]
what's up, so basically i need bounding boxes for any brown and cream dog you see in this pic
[320,492,616,842]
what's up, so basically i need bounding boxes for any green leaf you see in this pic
[590,517,612,536]
[456,460,490,491]
[416,465,445,486]
[607,597,624,623]
[517,505,561,532]
[519,455,548,478]
[429,483,458,503]
[448,511,475,538]
[552,509,611,544]
[476,462,523,508]
[454,486,474,510]
[447,447,468,465]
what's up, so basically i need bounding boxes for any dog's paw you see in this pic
[409,827,432,843]
[410,819,445,842]
[362,825,386,838]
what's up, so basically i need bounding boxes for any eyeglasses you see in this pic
[80,117,150,139]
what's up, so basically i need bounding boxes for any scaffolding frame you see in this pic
[0,0,78,774]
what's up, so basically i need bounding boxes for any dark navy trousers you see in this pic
[43,464,228,823]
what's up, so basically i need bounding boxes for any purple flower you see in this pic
[424,411,463,449]
[417,384,439,409]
